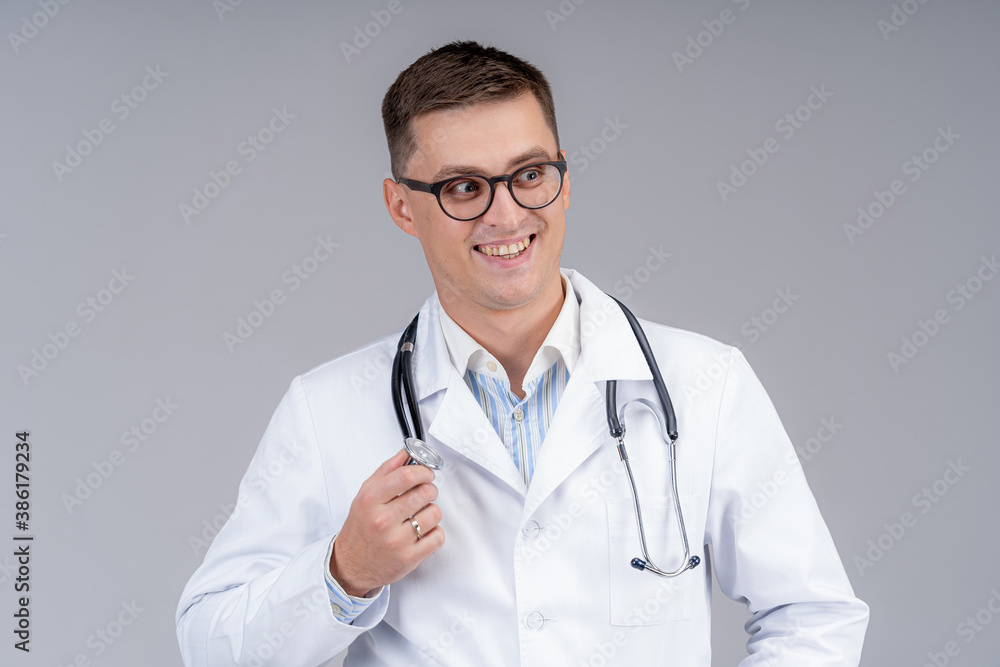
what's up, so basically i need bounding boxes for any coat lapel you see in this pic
[427,370,527,496]
[523,270,656,517]
[411,292,527,496]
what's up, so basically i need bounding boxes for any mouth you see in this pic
[474,234,535,260]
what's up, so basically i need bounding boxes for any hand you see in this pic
[329,449,444,597]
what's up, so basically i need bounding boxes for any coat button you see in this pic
[524,611,545,631]
[521,520,541,540]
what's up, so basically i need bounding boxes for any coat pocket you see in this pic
[607,496,694,625]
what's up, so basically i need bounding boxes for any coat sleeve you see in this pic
[705,347,869,666]
[175,376,388,666]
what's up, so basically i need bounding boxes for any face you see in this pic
[383,94,569,317]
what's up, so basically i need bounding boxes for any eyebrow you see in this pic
[430,147,556,182]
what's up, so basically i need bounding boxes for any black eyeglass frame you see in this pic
[397,159,569,222]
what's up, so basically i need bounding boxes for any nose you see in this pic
[481,179,527,228]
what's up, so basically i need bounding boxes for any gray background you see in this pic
[2,0,998,665]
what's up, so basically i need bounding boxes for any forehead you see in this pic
[407,94,558,178]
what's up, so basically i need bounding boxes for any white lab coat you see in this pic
[176,269,868,666]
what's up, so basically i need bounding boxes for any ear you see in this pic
[559,149,571,211]
[383,178,418,237]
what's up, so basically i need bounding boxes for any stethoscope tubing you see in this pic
[604,295,699,577]
[391,293,699,576]
[393,315,430,466]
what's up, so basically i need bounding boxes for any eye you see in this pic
[445,179,481,196]
[514,167,543,185]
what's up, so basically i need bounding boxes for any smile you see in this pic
[474,234,534,259]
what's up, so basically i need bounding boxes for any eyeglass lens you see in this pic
[439,163,562,219]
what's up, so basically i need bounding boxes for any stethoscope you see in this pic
[391,295,700,578]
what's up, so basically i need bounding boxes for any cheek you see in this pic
[419,224,469,268]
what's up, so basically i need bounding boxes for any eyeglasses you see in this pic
[397,160,568,221]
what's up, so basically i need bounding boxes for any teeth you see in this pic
[477,235,532,257]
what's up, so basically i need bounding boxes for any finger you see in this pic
[371,449,411,478]
[391,481,438,521]
[372,461,436,504]
[352,451,430,511]
[407,503,443,539]
[409,521,445,559]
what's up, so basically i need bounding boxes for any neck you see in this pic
[442,275,565,399]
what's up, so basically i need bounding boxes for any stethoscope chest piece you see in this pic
[404,436,444,470]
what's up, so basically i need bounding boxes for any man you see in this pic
[177,41,868,665]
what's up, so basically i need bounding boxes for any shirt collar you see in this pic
[436,269,581,389]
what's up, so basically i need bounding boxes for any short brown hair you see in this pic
[381,41,560,180]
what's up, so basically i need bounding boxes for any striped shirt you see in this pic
[438,272,580,484]
[463,360,569,485]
